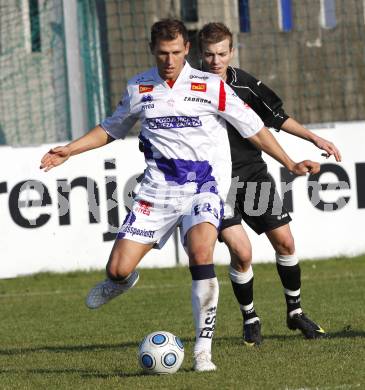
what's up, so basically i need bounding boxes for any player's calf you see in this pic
[190,264,219,371]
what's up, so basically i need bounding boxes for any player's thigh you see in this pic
[107,239,154,276]
[218,204,242,242]
[265,223,295,255]
[186,222,218,266]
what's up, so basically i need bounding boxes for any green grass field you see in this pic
[0,256,364,389]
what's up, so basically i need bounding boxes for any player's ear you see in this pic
[184,41,190,55]
[149,42,154,54]
[230,46,234,60]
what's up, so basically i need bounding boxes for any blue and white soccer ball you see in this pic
[138,331,184,374]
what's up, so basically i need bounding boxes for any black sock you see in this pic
[230,268,259,323]
[276,262,302,314]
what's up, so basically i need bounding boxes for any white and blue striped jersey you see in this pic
[101,62,264,202]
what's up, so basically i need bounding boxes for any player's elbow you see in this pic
[246,126,268,149]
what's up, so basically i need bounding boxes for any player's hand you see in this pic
[291,160,320,176]
[40,146,71,172]
[313,136,341,162]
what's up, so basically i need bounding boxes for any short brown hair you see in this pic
[198,22,233,51]
[150,19,189,49]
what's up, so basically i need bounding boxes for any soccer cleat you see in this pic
[85,271,139,309]
[243,320,262,346]
[193,351,217,372]
[287,312,327,339]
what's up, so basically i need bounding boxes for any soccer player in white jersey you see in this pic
[40,19,320,371]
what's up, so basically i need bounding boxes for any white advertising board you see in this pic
[184,121,365,266]
[1,122,364,278]
[0,138,176,278]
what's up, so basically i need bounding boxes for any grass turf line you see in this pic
[0,256,364,389]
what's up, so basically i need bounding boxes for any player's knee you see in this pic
[235,245,252,264]
[275,235,295,255]
[227,238,252,265]
[106,265,134,280]
[229,250,251,274]
[189,245,213,265]
[106,254,134,280]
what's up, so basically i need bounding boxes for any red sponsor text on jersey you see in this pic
[136,200,152,215]
[139,85,154,93]
[191,82,207,92]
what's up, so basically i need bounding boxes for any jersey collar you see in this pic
[226,66,235,84]
[154,61,191,89]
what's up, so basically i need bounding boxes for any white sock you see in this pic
[275,253,299,266]
[192,277,219,355]
[229,265,253,284]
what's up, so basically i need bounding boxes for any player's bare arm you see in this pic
[40,125,113,172]
[248,126,320,175]
[281,117,341,162]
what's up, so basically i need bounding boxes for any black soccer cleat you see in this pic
[243,320,262,346]
[287,312,327,339]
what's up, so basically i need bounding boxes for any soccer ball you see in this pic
[138,331,184,374]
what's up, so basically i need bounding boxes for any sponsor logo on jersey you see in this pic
[190,74,209,80]
[147,116,202,129]
[141,94,154,110]
[135,76,155,83]
[184,96,211,104]
[191,82,207,92]
[141,94,153,103]
[136,200,152,215]
[139,84,154,93]
[142,104,154,111]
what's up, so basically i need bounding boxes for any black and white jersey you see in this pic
[225,66,289,182]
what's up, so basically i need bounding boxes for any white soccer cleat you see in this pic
[193,350,217,372]
[85,271,139,309]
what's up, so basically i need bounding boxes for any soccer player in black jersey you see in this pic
[198,22,341,345]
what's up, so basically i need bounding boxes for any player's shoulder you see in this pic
[188,67,221,85]
[127,68,159,90]
[228,67,258,86]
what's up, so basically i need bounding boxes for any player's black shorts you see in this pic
[219,172,292,240]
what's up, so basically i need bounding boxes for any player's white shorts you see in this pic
[117,192,223,249]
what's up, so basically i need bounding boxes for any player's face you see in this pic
[152,35,190,81]
[201,39,233,81]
